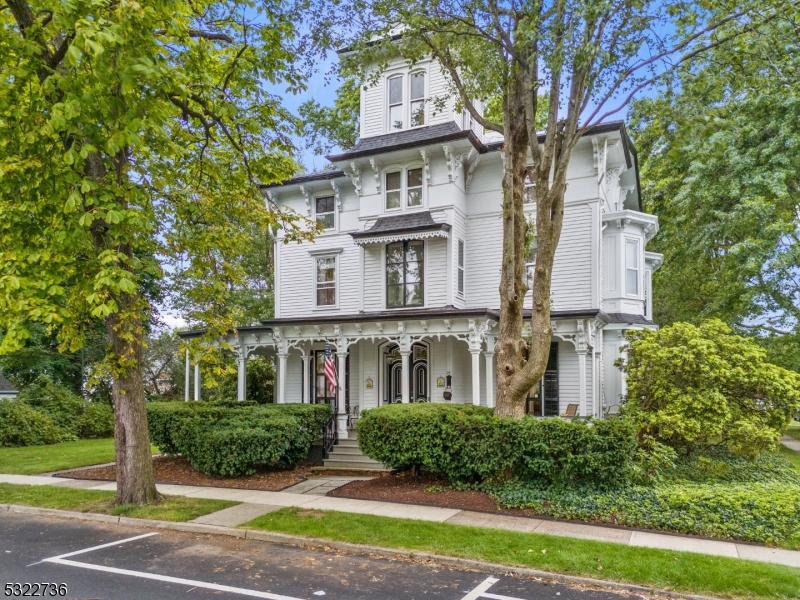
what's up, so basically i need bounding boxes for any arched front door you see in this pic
[383,342,428,404]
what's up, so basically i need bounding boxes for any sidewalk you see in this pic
[782,435,800,453]
[2,472,799,569]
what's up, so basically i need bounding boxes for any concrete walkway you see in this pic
[782,435,800,453]
[2,473,799,569]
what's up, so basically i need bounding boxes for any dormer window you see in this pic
[410,72,425,127]
[315,195,335,230]
[388,75,403,130]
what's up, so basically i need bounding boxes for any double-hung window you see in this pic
[315,196,335,230]
[387,241,424,308]
[625,239,640,296]
[410,72,425,127]
[457,240,465,296]
[388,75,403,130]
[385,168,423,211]
[315,256,337,307]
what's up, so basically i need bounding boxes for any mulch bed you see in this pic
[329,473,540,518]
[61,455,312,492]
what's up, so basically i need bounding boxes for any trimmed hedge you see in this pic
[146,402,332,476]
[356,404,636,487]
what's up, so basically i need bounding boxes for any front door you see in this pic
[313,350,350,411]
[383,343,428,404]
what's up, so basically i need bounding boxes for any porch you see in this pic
[179,308,609,438]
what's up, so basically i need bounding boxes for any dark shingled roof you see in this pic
[327,122,486,162]
[260,169,345,190]
[350,211,451,240]
[606,313,654,326]
[0,373,17,393]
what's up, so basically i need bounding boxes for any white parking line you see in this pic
[45,558,306,600]
[39,531,307,600]
[461,576,528,600]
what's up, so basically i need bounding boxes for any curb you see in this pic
[1,503,722,600]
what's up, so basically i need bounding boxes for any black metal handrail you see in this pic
[322,414,338,459]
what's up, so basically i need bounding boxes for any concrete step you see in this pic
[335,438,360,447]
[323,458,386,469]
[310,466,392,477]
[328,446,369,456]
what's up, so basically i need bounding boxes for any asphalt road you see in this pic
[1,512,634,600]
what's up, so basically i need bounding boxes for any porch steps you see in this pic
[312,437,392,476]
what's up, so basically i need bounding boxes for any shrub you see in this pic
[621,320,800,458]
[146,402,332,476]
[0,401,69,447]
[76,403,115,439]
[17,376,83,435]
[356,404,637,487]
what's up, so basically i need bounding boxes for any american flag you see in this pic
[324,343,337,394]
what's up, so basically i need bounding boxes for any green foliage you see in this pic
[491,479,800,545]
[664,451,800,486]
[631,17,800,352]
[14,376,115,441]
[208,356,275,404]
[299,75,361,155]
[357,404,636,487]
[621,321,800,458]
[146,402,331,476]
[0,402,67,447]
[76,403,115,439]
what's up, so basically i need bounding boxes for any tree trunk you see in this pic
[494,83,531,418]
[106,294,159,506]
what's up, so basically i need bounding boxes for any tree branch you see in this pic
[154,28,234,43]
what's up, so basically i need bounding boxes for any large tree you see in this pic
[631,17,800,371]
[332,0,789,416]
[0,0,312,503]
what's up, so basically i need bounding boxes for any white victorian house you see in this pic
[180,53,662,440]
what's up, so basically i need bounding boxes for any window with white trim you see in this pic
[315,256,337,307]
[387,240,424,308]
[406,168,423,207]
[410,72,425,127]
[625,239,640,296]
[315,195,335,230]
[385,171,401,210]
[457,239,465,296]
[388,75,403,130]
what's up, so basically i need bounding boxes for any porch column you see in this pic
[277,352,288,404]
[577,350,587,417]
[193,358,201,401]
[236,352,247,402]
[337,351,349,438]
[484,350,495,408]
[470,348,481,406]
[400,349,410,403]
[302,350,312,404]
[184,349,190,402]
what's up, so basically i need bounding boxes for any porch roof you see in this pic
[176,307,608,339]
[350,211,451,245]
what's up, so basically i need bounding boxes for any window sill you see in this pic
[312,305,340,312]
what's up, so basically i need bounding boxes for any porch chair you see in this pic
[560,403,578,418]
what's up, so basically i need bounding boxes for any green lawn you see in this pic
[779,444,800,472]
[0,483,235,521]
[0,438,158,475]
[786,421,800,441]
[243,507,799,600]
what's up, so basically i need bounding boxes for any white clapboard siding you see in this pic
[427,60,455,126]
[285,351,303,403]
[362,75,385,138]
[464,213,503,308]
[451,212,468,308]
[426,238,448,307]
[550,202,594,311]
[363,244,383,312]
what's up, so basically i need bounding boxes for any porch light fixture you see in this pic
[443,373,452,401]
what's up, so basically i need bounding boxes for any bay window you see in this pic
[385,171,401,210]
[625,239,640,296]
[406,168,423,207]
[315,256,337,307]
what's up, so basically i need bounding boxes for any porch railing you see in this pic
[322,414,338,459]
